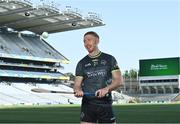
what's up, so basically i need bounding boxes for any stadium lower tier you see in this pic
[0,82,178,105]
[139,94,179,103]
[0,82,133,105]
[0,83,81,105]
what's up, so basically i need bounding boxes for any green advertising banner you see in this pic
[139,57,180,76]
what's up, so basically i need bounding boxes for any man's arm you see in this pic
[107,70,123,91]
[95,70,123,98]
[73,76,84,97]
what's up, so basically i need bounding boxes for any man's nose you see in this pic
[84,42,89,46]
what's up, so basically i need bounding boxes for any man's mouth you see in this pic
[86,45,91,50]
[86,45,93,53]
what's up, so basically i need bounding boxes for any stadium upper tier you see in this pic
[0,0,104,34]
[0,31,69,63]
[0,61,61,70]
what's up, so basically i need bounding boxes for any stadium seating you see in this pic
[0,32,66,60]
[139,94,178,103]
[0,83,81,105]
[0,0,105,106]
[0,30,72,105]
[0,82,137,105]
[112,91,136,104]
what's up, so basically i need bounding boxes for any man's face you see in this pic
[84,34,99,53]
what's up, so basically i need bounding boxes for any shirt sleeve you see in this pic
[75,61,84,77]
[111,56,120,72]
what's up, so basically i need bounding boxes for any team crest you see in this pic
[93,61,98,66]
[92,59,98,66]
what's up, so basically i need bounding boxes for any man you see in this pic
[74,31,123,124]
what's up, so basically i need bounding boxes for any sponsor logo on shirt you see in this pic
[85,63,91,67]
[86,69,106,78]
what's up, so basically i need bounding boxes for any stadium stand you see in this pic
[139,94,178,103]
[171,93,180,102]
[112,91,136,104]
[0,82,81,105]
[0,0,104,105]
[138,58,180,103]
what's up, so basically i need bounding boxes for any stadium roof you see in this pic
[0,0,105,34]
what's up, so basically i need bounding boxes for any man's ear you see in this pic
[96,38,99,44]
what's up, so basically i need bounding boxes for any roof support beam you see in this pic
[0,7,34,16]
[15,18,84,32]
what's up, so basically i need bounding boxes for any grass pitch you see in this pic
[0,103,180,123]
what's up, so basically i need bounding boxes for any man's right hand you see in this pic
[74,90,84,97]
[74,76,84,97]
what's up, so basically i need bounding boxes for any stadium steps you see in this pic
[139,94,178,103]
[0,83,55,104]
[0,91,29,103]
[12,83,61,104]
[171,93,180,102]
[36,83,81,104]
[0,93,18,104]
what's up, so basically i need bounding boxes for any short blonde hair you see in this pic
[84,31,99,39]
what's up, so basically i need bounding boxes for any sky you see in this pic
[33,0,180,74]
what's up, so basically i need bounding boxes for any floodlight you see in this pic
[41,32,49,39]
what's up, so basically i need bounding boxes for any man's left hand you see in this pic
[95,87,109,98]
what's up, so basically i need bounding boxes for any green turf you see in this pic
[0,103,180,123]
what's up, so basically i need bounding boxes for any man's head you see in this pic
[83,31,99,53]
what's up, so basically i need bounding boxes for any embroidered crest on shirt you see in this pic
[92,59,98,66]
